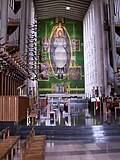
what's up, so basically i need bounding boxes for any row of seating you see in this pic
[20,128,46,160]
[0,127,20,160]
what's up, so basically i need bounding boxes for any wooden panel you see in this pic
[15,96,18,122]
[0,96,30,122]
[9,97,16,121]
[3,97,9,121]
[18,96,29,121]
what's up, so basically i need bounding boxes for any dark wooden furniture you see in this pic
[0,127,20,160]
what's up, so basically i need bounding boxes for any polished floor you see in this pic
[17,100,120,159]
[13,139,120,160]
[45,140,120,160]
[34,101,120,159]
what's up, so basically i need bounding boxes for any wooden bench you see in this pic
[20,128,46,160]
[0,127,20,160]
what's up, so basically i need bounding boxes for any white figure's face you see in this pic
[58,30,62,37]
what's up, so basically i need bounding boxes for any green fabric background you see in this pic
[37,18,84,94]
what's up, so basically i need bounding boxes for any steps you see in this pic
[9,125,120,143]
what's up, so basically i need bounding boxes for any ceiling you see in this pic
[33,0,92,21]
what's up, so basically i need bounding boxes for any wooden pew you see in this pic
[0,127,20,160]
[20,128,46,160]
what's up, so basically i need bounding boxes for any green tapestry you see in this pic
[37,18,84,94]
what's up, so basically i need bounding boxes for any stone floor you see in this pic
[45,140,120,160]
[13,101,120,159]
[13,139,120,160]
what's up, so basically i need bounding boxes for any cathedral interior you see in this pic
[0,0,120,159]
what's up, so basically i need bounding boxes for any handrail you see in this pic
[0,127,20,160]
[20,128,35,160]
[0,127,10,140]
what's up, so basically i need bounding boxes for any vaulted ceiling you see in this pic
[33,0,92,21]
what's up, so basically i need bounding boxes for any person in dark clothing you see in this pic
[64,102,68,113]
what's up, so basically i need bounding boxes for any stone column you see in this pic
[94,0,105,95]
[0,0,8,45]
[109,0,117,94]
[20,0,27,60]
[100,0,111,96]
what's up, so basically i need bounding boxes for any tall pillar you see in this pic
[0,0,8,45]
[93,0,103,95]
[109,0,117,93]
[94,0,107,96]
[100,0,111,96]
[26,0,31,96]
[20,0,27,60]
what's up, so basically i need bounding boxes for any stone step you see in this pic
[13,125,120,141]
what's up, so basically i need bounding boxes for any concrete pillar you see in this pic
[94,0,103,90]
[97,0,106,96]
[100,0,111,96]
[26,0,31,41]
[109,0,117,94]
[0,0,8,45]
[20,0,27,60]
[109,0,117,72]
